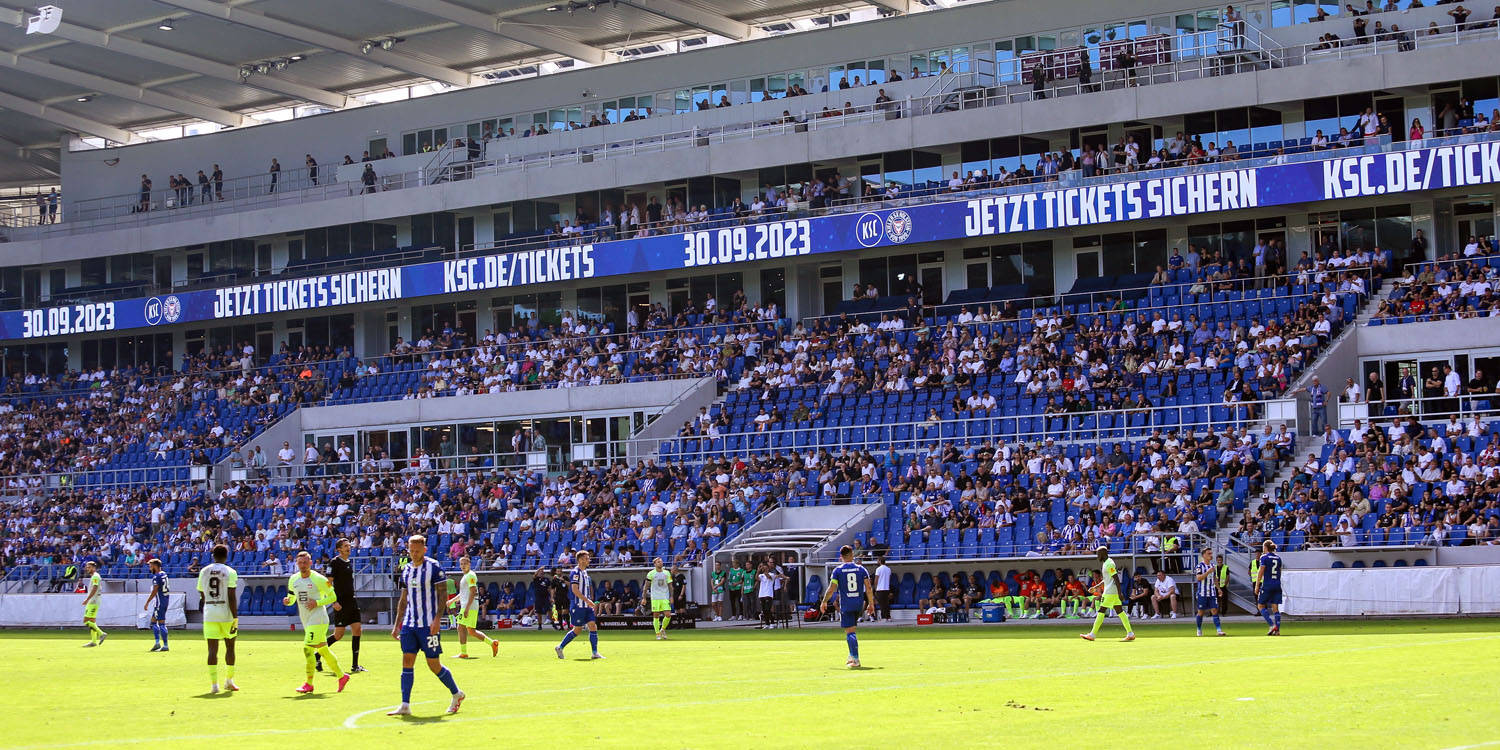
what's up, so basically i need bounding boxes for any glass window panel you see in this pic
[674,89,692,113]
[750,77,767,102]
[995,41,1018,84]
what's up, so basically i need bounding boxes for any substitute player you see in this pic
[1255,539,1284,635]
[284,551,349,694]
[80,560,107,647]
[144,558,171,651]
[1193,548,1225,636]
[1080,546,1135,642]
[554,550,603,659]
[388,535,465,717]
[447,556,498,658]
[645,557,675,640]
[197,544,240,693]
[820,545,874,668]
[320,539,365,673]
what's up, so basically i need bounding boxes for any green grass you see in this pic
[1,619,1498,749]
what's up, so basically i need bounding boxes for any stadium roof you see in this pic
[0,0,973,187]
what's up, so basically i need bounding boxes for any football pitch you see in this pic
[1,619,1497,749]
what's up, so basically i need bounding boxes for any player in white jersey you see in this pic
[388,535,465,717]
[645,558,675,640]
[284,551,349,694]
[196,544,240,693]
[447,556,498,658]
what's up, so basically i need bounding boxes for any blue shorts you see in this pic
[399,626,443,658]
[1257,584,1283,606]
[839,608,863,629]
[570,607,595,627]
[152,595,169,621]
[1195,594,1218,612]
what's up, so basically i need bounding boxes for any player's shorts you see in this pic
[651,598,672,613]
[152,598,169,621]
[570,607,596,626]
[458,609,479,628]
[331,602,361,628]
[1196,595,1218,612]
[83,603,98,619]
[1257,584,1283,606]
[399,625,443,658]
[839,607,863,629]
[302,623,329,646]
[711,591,724,603]
[203,620,237,640]
[1098,593,1122,608]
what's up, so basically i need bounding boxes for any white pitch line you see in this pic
[1437,741,1500,750]
[13,633,1500,749]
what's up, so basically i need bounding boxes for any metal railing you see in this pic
[807,265,1378,329]
[0,464,203,500]
[639,396,1300,466]
[9,21,1500,241]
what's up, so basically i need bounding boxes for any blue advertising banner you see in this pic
[6,140,1499,341]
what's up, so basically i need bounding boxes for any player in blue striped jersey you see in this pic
[554,550,603,660]
[144,558,172,651]
[1192,548,1225,636]
[387,535,465,717]
[1255,539,1284,636]
[820,546,874,668]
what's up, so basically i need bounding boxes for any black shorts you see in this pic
[331,602,362,628]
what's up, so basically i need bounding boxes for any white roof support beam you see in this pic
[378,0,610,64]
[623,0,756,40]
[0,5,349,109]
[864,0,914,13]
[0,89,134,143]
[0,51,249,128]
[157,0,474,88]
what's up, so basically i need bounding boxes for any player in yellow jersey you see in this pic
[80,561,107,647]
[447,556,497,658]
[1080,546,1136,642]
[284,551,349,694]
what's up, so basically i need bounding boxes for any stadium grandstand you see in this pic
[1,0,1499,744]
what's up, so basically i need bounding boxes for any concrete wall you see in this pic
[300,377,703,431]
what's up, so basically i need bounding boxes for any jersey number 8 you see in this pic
[845,575,859,594]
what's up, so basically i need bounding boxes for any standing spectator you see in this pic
[268,158,281,194]
[46,188,58,223]
[276,440,295,479]
[361,164,377,194]
[1116,47,1138,88]
[740,560,757,622]
[306,154,319,186]
[1150,570,1179,618]
[137,174,152,213]
[1298,376,1330,435]
[874,555,893,620]
[303,441,320,476]
[1077,49,1095,93]
[197,170,211,203]
[211,164,224,201]
[1031,59,1048,100]
[34,193,47,225]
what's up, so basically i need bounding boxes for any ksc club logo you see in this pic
[854,213,884,248]
[884,210,913,243]
[144,297,164,326]
[162,295,183,323]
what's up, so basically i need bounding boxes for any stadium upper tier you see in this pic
[0,124,1479,341]
[4,5,1498,248]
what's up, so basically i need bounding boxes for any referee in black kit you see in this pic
[319,538,367,672]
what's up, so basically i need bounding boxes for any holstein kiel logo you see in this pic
[162,295,183,323]
[884,209,913,243]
